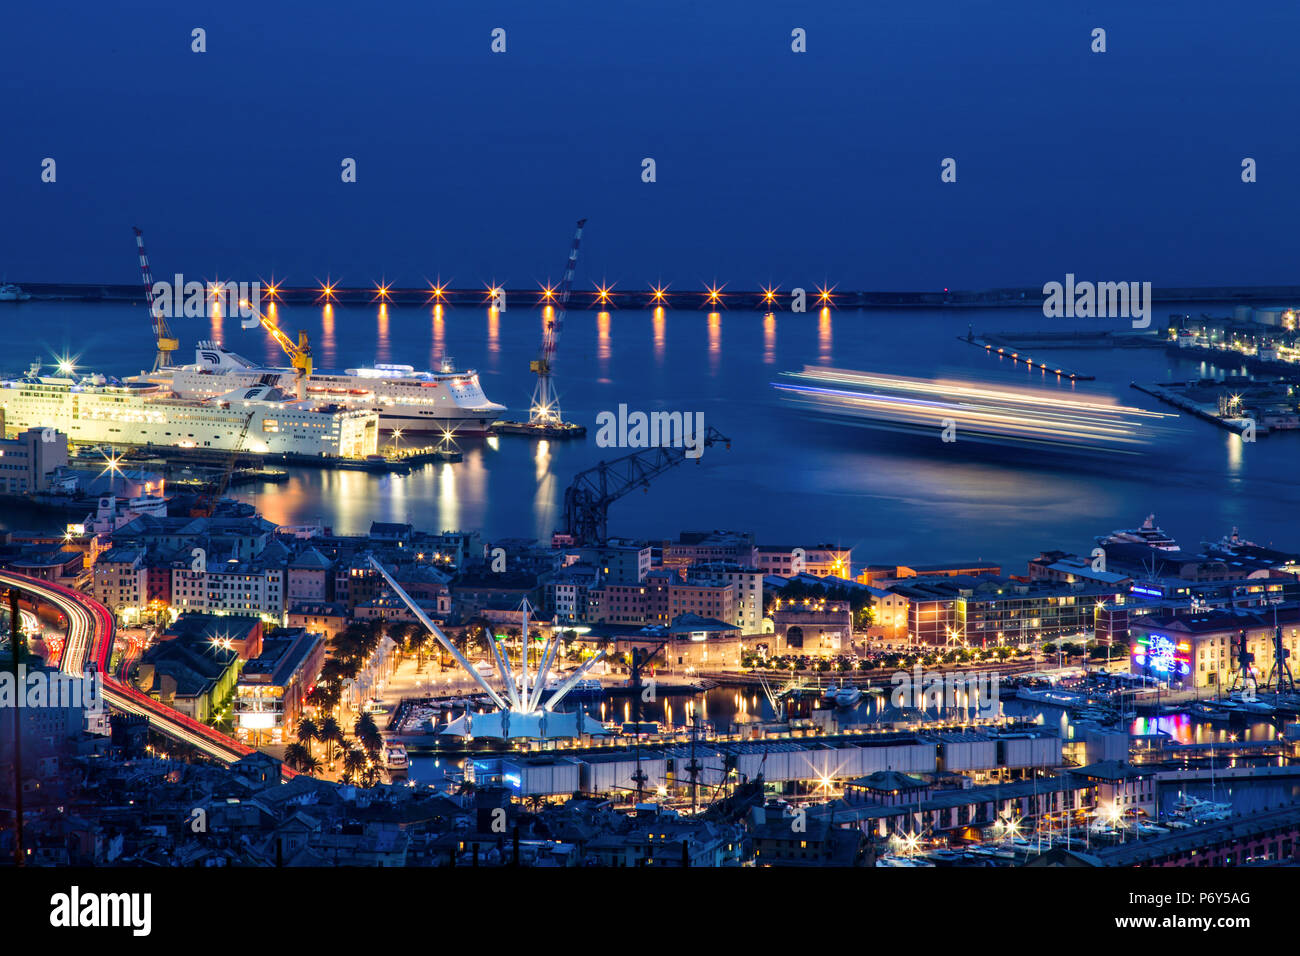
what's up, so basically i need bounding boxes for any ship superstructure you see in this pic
[146,343,504,435]
[0,364,378,457]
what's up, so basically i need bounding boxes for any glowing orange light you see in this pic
[593,281,615,306]
[761,285,779,305]
[263,278,281,302]
[318,278,338,302]
[374,280,392,302]
[426,281,447,304]
[816,284,836,306]
[704,282,725,307]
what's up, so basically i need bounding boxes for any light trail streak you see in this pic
[774,367,1177,453]
[0,571,283,773]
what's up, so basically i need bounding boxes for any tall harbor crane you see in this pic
[529,218,586,426]
[561,426,731,545]
[239,300,313,399]
[133,227,178,371]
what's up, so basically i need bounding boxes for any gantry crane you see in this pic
[240,300,313,399]
[561,426,731,546]
[133,227,178,370]
[529,218,587,425]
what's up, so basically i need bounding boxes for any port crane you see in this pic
[190,409,255,518]
[561,426,731,546]
[239,300,313,400]
[528,219,587,425]
[133,227,178,371]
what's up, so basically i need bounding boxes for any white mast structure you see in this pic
[368,556,605,723]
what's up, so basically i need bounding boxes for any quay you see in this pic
[390,723,1065,797]
[1165,340,1300,379]
[1130,382,1255,435]
[110,441,462,473]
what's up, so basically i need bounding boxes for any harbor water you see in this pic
[0,300,1295,567]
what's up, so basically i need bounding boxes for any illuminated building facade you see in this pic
[1129,605,1300,689]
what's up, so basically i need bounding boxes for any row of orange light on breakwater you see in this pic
[248,279,842,312]
[211,298,836,372]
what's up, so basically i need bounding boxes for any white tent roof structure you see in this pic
[368,556,609,739]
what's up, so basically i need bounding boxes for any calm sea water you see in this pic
[1,299,1296,567]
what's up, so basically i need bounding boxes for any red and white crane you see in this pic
[133,226,178,370]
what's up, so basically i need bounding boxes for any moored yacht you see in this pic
[1097,514,1180,552]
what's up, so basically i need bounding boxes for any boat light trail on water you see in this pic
[774,367,1177,453]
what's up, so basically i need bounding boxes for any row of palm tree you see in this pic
[285,617,447,782]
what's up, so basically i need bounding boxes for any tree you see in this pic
[341,746,367,784]
[297,752,321,775]
[318,716,344,764]
[283,742,311,771]
[409,626,432,668]
[354,713,383,756]
[296,717,319,757]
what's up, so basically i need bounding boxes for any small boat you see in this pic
[833,687,863,708]
[1228,693,1275,716]
[1188,700,1244,723]
[382,743,408,772]
[0,283,31,302]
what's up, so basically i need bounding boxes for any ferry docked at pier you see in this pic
[145,343,506,436]
[0,361,379,457]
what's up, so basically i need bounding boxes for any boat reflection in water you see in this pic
[773,367,1176,454]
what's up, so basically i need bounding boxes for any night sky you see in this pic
[3,1,1299,290]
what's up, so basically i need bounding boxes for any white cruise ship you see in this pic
[0,365,378,458]
[145,343,505,435]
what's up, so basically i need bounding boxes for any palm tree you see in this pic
[296,717,319,757]
[296,752,321,775]
[409,626,431,669]
[354,712,383,756]
[283,742,311,771]
[341,746,367,784]
[318,715,344,764]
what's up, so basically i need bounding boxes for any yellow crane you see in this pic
[239,299,313,399]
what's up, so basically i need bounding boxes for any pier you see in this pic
[1130,382,1256,435]
[107,441,462,474]
[959,335,1095,380]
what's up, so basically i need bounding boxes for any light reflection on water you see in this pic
[3,302,1299,564]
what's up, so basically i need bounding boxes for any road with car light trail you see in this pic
[0,570,294,774]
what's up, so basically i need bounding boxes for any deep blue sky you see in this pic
[4,1,1299,290]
